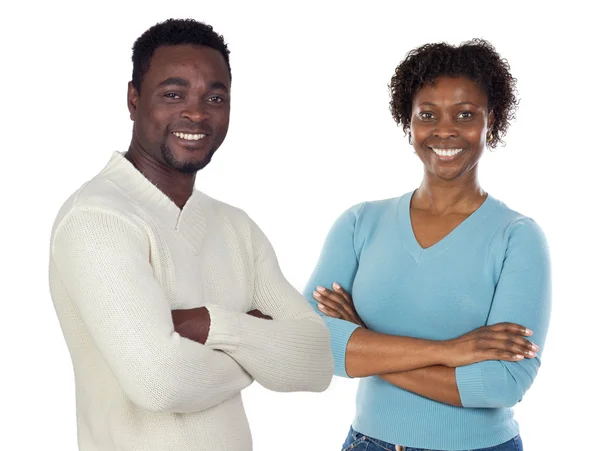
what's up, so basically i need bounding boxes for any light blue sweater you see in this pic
[303,191,551,450]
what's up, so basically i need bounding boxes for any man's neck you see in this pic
[124,145,195,210]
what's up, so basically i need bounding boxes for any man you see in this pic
[49,18,333,451]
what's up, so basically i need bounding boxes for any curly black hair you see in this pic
[131,18,231,93]
[389,38,518,148]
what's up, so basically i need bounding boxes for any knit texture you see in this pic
[49,152,333,451]
[303,192,551,450]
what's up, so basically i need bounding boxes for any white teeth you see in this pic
[431,148,464,157]
[173,132,206,140]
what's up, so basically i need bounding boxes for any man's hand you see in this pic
[171,307,211,344]
[172,307,272,344]
[246,309,273,320]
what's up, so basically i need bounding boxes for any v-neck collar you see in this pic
[396,190,496,264]
[101,152,210,255]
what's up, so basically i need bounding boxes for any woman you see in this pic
[304,39,551,451]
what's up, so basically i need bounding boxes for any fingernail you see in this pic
[317,303,324,310]
[525,328,533,335]
[316,286,326,292]
[515,355,524,360]
[333,282,341,289]
[531,343,539,351]
[313,291,321,298]
[527,351,536,357]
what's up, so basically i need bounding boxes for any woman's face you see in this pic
[410,76,493,182]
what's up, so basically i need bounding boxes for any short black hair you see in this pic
[131,18,231,92]
[389,38,518,148]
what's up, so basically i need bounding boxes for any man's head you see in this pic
[128,19,232,173]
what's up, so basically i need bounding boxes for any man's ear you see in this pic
[127,81,139,121]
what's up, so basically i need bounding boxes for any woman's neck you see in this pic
[412,171,486,215]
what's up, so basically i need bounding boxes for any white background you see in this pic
[1,1,597,449]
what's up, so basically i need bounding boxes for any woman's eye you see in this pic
[419,112,434,120]
[458,111,473,119]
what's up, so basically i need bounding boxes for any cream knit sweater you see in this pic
[48,152,334,451]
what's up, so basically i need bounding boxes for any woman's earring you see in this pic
[408,132,413,145]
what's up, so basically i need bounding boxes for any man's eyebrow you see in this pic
[157,77,189,88]
[156,79,229,91]
[208,81,229,91]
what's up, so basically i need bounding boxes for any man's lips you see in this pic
[171,131,209,141]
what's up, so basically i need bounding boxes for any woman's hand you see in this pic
[312,283,367,328]
[440,323,539,367]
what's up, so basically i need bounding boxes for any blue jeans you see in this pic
[341,427,523,451]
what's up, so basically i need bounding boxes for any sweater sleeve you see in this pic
[51,207,253,413]
[301,206,363,378]
[456,218,552,408]
[203,217,334,393]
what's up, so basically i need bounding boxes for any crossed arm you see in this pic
[51,207,253,413]
[304,209,551,408]
[52,207,333,415]
[173,217,334,393]
[378,223,551,410]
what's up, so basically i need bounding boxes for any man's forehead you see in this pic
[146,45,229,83]
[151,45,225,67]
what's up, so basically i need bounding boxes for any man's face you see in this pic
[128,44,231,173]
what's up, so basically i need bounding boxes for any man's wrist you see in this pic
[204,305,242,351]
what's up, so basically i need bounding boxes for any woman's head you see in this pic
[389,39,518,182]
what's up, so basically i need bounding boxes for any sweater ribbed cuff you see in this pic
[329,320,361,377]
[455,363,485,407]
[204,305,241,351]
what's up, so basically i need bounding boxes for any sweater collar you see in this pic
[100,152,208,237]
